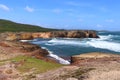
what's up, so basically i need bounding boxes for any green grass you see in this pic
[0,59,9,66]
[0,62,5,66]
[10,56,62,73]
[0,19,58,32]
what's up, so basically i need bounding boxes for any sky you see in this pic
[0,0,120,31]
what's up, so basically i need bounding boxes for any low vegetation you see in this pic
[0,55,62,73]
[0,19,58,32]
[9,56,62,73]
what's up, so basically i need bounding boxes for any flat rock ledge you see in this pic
[71,52,120,64]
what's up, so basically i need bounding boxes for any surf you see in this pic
[42,47,70,64]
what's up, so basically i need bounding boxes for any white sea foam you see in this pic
[98,35,113,41]
[99,34,120,40]
[32,41,47,44]
[87,41,120,52]
[41,47,70,64]
[20,38,38,42]
[47,38,87,46]
[20,40,32,42]
[47,36,120,53]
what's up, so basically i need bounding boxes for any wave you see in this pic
[20,38,39,42]
[47,38,88,46]
[87,41,120,52]
[20,40,33,42]
[98,35,113,41]
[47,37,120,53]
[32,41,48,45]
[99,34,120,40]
[41,47,70,65]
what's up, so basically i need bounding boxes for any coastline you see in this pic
[1,31,120,80]
[0,31,120,65]
[0,30,99,64]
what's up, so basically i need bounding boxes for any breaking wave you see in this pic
[42,47,70,65]
[46,34,120,52]
[87,41,120,52]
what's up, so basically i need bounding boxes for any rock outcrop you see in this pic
[70,52,120,80]
[0,32,33,41]
[0,30,99,63]
[0,30,99,41]
[71,52,120,65]
[32,30,99,38]
[0,41,51,61]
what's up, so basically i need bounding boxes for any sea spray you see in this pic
[47,38,89,46]
[87,41,120,52]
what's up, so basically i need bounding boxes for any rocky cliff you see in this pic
[0,40,57,62]
[0,30,99,41]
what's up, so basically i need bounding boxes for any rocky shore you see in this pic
[0,30,99,62]
[0,30,99,63]
[0,30,99,41]
[1,31,120,80]
[0,40,58,62]
[71,52,120,64]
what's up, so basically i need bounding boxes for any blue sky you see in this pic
[0,0,120,31]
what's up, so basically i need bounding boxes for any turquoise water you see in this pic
[29,31,120,64]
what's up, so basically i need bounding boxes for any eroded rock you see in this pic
[0,30,99,41]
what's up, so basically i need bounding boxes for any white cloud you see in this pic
[66,1,80,6]
[25,6,34,12]
[78,18,83,22]
[52,9,62,13]
[99,7,108,12]
[105,19,114,23]
[0,4,10,11]
[66,1,91,7]
[96,24,104,27]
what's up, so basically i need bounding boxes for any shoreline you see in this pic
[1,38,120,80]
[0,30,99,64]
[1,33,120,65]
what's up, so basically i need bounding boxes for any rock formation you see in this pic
[0,30,99,63]
[0,30,99,41]
[71,52,120,64]
[32,30,99,38]
[0,41,52,61]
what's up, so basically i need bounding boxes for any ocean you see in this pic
[28,31,120,64]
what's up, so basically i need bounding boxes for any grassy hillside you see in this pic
[0,19,57,32]
[10,56,62,73]
[0,55,62,79]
